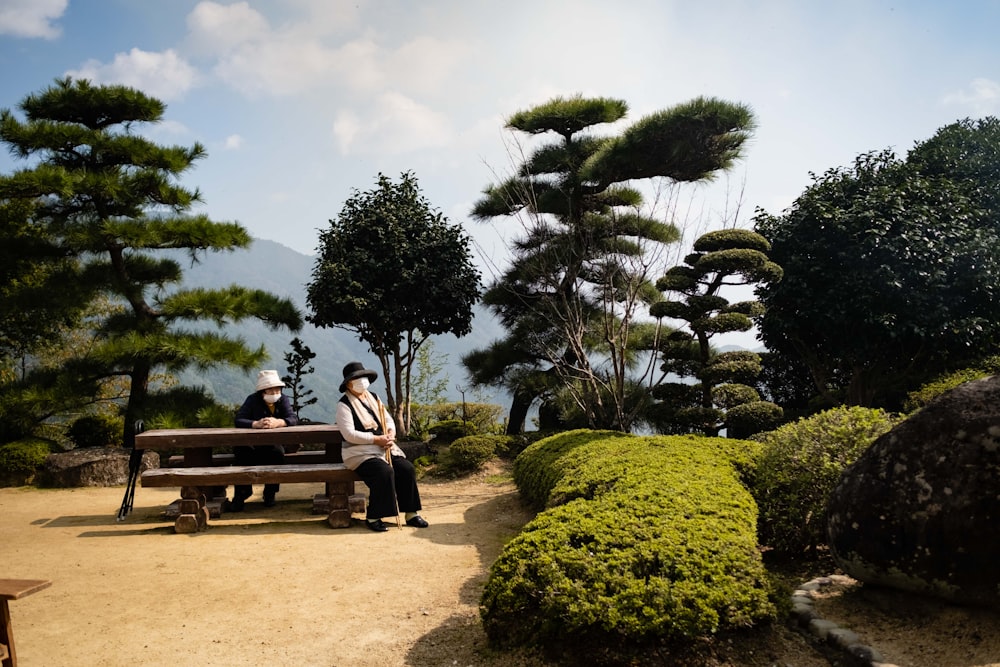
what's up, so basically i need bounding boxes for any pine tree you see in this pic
[0,78,302,444]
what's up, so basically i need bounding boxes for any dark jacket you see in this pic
[235,392,299,429]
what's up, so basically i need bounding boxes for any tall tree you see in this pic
[0,78,302,444]
[467,95,756,432]
[649,229,783,437]
[306,171,482,435]
[754,144,1000,408]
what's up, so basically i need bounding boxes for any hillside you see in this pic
[172,239,503,420]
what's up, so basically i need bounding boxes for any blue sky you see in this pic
[2,0,999,347]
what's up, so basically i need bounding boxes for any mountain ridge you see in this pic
[172,238,503,420]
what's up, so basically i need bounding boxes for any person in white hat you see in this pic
[335,361,427,532]
[230,369,299,510]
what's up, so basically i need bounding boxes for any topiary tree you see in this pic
[281,337,318,419]
[649,229,783,436]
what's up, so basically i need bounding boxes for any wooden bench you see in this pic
[135,425,364,533]
[1,578,51,667]
[141,463,363,532]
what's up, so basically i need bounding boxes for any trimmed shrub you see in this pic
[750,405,899,556]
[483,431,775,660]
[0,438,53,485]
[438,435,501,474]
[904,357,1000,412]
[512,429,629,509]
[67,414,124,448]
[427,419,477,444]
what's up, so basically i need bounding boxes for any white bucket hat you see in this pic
[255,369,285,392]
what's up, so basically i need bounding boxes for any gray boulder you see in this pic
[37,447,159,487]
[827,375,1000,607]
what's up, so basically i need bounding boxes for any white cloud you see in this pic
[65,48,198,101]
[186,1,269,55]
[0,0,66,39]
[224,134,244,150]
[943,78,1000,116]
[332,92,452,155]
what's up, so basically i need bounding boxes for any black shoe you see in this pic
[365,519,389,532]
[263,493,276,507]
[226,497,245,512]
[406,515,429,528]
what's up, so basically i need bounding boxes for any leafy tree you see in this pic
[649,229,783,436]
[281,337,318,419]
[0,77,302,445]
[306,171,482,435]
[754,145,1000,408]
[467,95,756,432]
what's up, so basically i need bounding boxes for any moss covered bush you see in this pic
[750,405,900,556]
[0,438,53,484]
[67,414,124,448]
[482,431,775,660]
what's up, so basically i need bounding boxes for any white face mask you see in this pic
[348,377,370,393]
[263,393,280,404]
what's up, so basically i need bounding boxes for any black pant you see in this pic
[354,455,421,520]
[232,445,284,499]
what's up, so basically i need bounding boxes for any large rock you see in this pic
[827,375,1000,607]
[37,447,160,487]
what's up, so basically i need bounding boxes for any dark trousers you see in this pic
[233,445,284,499]
[355,455,422,520]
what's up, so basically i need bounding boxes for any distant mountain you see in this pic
[172,239,504,420]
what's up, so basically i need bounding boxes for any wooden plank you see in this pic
[141,463,359,487]
[165,450,335,467]
[135,424,342,450]
[0,580,51,601]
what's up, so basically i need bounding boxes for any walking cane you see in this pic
[377,397,403,529]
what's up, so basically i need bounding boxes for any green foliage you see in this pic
[650,229,781,436]
[67,414,124,448]
[0,437,52,481]
[755,137,1000,409]
[903,356,1000,412]
[466,95,755,433]
[437,435,502,475]
[482,431,775,659]
[0,77,302,446]
[307,171,482,434]
[750,405,899,556]
[281,337,318,418]
[513,429,630,509]
[426,419,477,445]
[141,386,237,430]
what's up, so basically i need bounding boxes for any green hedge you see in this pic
[482,431,775,658]
[750,405,899,556]
[0,438,53,484]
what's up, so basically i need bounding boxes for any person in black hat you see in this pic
[335,361,427,532]
[229,369,298,510]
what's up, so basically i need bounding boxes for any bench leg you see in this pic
[1,599,14,667]
[321,480,358,528]
[175,487,209,533]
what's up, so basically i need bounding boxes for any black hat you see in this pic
[339,361,378,392]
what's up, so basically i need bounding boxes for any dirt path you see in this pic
[0,471,552,667]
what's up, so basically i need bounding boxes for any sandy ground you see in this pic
[3,465,999,667]
[1,470,547,667]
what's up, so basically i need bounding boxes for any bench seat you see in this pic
[141,464,363,533]
[142,463,359,486]
[164,450,336,467]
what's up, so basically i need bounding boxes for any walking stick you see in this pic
[377,397,403,529]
